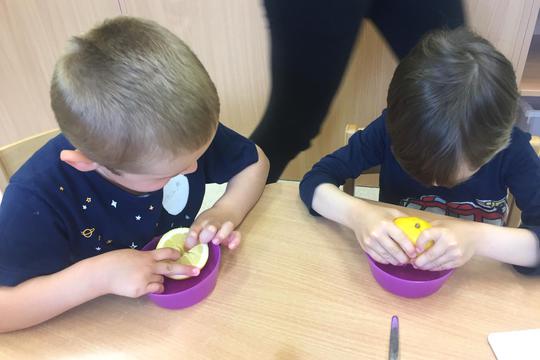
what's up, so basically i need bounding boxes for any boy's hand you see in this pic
[351,202,416,265]
[412,219,477,271]
[99,248,200,298]
[186,207,241,250]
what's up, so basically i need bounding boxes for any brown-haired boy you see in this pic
[300,28,540,273]
[0,17,269,332]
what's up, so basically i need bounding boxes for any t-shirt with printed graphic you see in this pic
[0,123,258,286]
[299,111,540,275]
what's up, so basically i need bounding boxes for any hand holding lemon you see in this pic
[186,207,242,250]
[348,202,416,265]
[393,216,434,252]
[156,228,209,280]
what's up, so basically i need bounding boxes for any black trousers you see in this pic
[250,0,465,182]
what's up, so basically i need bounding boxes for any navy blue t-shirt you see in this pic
[300,111,540,274]
[0,123,258,286]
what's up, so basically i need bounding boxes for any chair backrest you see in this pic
[0,129,60,191]
[343,123,540,228]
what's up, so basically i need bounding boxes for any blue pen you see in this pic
[389,315,399,360]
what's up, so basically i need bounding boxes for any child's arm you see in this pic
[0,248,197,333]
[413,218,540,270]
[311,183,416,265]
[414,130,540,271]
[300,116,415,264]
[187,145,269,248]
[314,184,540,270]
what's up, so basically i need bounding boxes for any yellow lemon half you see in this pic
[393,216,434,250]
[156,227,209,280]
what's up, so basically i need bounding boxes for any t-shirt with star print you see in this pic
[0,123,258,286]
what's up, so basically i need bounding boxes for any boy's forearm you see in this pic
[0,256,108,333]
[474,223,540,267]
[213,146,269,225]
[312,183,370,229]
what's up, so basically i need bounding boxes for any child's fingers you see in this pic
[367,237,401,265]
[431,259,458,271]
[186,222,206,249]
[416,228,440,252]
[418,256,447,271]
[223,231,241,249]
[377,233,409,265]
[153,262,200,277]
[366,248,390,264]
[152,247,181,261]
[199,224,218,244]
[146,282,164,294]
[184,236,198,250]
[148,274,164,284]
[386,224,416,258]
[413,240,448,269]
[422,249,462,271]
[212,221,234,245]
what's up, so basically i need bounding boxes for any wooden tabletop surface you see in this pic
[2,181,539,359]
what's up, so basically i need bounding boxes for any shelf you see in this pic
[521,35,540,97]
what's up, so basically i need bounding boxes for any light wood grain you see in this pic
[118,0,271,141]
[521,35,540,96]
[465,0,540,83]
[0,0,121,147]
[1,0,539,183]
[1,182,539,359]
[0,128,60,191]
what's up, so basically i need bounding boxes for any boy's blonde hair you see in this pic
[51,17,219,172]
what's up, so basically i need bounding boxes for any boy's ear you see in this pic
[60,150,99,172]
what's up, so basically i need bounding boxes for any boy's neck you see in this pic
[94,167,150,196]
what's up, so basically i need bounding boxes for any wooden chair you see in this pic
[0,129,60,192]
[343,123,540,228]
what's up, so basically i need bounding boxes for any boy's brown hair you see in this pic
[386,27,519,187]
[51,17,219,173]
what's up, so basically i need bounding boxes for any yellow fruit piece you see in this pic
[393,216,434,250]
[156,227,209,280]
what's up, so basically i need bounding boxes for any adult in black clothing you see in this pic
[250,0,465,182]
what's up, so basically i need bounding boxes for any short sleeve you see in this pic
[0,184,70,286]
[201,123,259,184]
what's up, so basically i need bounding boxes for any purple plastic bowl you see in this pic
[366,255,454,298]
[142,237,221,309]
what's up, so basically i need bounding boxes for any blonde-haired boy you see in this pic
[0,17,269,332]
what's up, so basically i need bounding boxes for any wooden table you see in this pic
[2,182,540,359]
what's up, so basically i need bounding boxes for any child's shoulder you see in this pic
[205,123,255,151]
[510,126,533,146]
[492,126,539,183]
[346,110,389,151]
[500,126,535,161]
[199,123,258,184]
[9,133,73,192]
[353,110,388,138]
